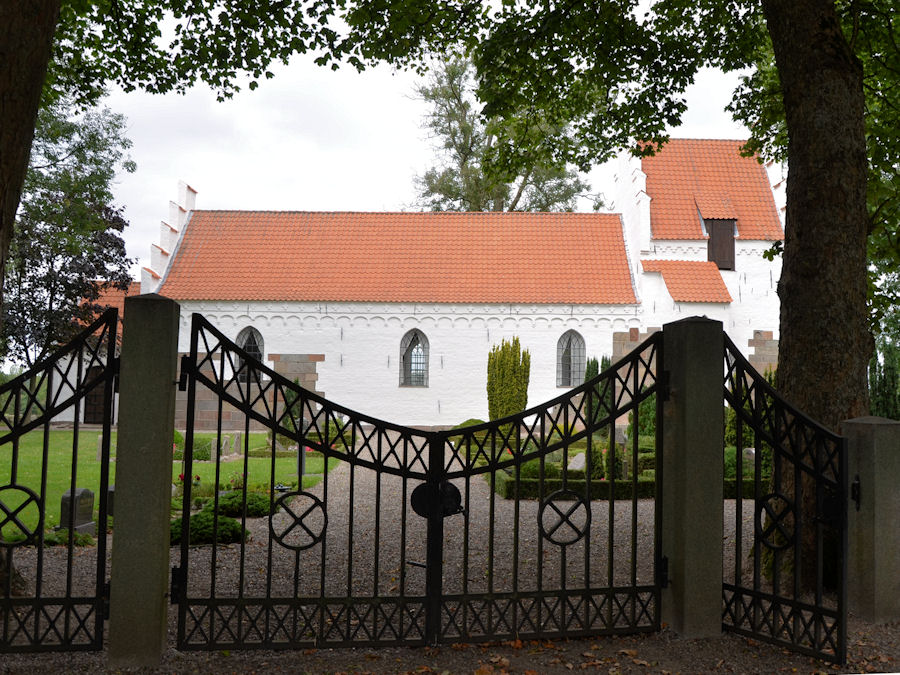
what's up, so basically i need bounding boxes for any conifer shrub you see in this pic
[584,356,599,382]
[170,510,246,545]
[486,337,531,422]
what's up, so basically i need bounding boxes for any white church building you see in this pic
[140,139,785,427]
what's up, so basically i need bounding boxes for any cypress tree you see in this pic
[486,337,531,422]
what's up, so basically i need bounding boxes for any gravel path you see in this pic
[2,456,898,673]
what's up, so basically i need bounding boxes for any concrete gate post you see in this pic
[108,294,180,668]
[660,317,724,637]
[843,416,900,623]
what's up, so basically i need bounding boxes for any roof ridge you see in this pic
[187,210,619,216]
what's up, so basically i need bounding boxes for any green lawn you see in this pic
[1,429,336,538]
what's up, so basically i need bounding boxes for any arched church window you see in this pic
[400,329,429,387]
[557,330,585,387]
[235,326,264,383]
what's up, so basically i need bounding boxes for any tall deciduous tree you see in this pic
[2,98,134,367]
[729,1,900,345]
[416,57,596,212]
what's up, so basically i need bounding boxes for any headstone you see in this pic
[221,435,231,455]
[568,452,586,471]
[232,432,242,456]
[107,485,115,517]
[60,488,96,535]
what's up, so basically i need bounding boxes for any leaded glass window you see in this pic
[236,326,264,383]
[400,329,429,387]
[556,330,585,387]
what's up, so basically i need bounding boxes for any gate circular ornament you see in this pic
[0,484,43,547]
[270,491,327,551]
[755,492,794,551]
[538,489,591,546]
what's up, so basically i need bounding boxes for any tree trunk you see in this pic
[0,0,60,595]
[0,1,61,333]
[761,0,871,591]
[762,0,871,427]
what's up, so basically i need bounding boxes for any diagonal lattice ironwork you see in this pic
[175,314,662,651]
[722,335,847,665]
[0,310,116,654]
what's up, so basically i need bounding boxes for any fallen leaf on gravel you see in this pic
[523,671,539,675]
[451,643,470,651]
[617,649,638,657]
[424,646,440,657]
[632,659,651,666]
[474,666,493,675]
[489,655,510,669]
[505,639,523,649]
[303,648,316,655]
[582,651,596,658]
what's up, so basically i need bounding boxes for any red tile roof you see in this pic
[642,139,783,241]
[641,260,733,303]
[92,281,142,316]
[159,212,637,304]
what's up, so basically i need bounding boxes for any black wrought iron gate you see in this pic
[722,336,847,664]
[173,314,663,649]
[0,309,118,652]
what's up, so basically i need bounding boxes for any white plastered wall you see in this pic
[176,301,643,427]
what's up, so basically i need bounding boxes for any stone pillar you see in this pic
[843,416,900,623]
[660,316,724,637]
[108,294,180,668]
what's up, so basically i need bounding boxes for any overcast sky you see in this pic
[105,61,749,278]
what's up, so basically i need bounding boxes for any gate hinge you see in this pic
[659,370,671,402]
[177,355,191,391]
[170,565,186,603]
[657,555,669,589]
[103,580,111,620]
[851,475,861,511]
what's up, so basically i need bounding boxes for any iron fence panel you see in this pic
[0,309,117,653]
[174,314,663,650]
[722,336,847,664]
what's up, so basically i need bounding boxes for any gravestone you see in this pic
[232,432,242,455]
[60,488,96,535]
[568,452,586,471]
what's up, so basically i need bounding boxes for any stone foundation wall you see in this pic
[747,330,778,375]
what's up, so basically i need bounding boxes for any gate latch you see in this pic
[177,355,191,391]
[410,481,464,519]
[657,556,669,589]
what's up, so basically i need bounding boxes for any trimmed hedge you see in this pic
[493,471,655,500]
[491,472,759,501]
[206,490,275,518]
